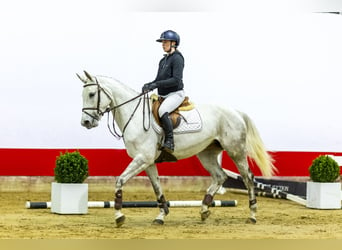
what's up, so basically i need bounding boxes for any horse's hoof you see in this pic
[152,219,164,225]
[200,210,211,221]
[245,217,257,224]
[115,215,126,228]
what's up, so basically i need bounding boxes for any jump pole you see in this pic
[26,200,238,209]
[222,168,307,206]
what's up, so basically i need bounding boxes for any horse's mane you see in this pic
[96,75,139,95]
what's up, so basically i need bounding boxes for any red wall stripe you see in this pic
[0,148,341,177]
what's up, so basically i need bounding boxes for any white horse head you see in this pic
[77,71,113,129]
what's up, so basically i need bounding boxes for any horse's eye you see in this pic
[89,92,95,98]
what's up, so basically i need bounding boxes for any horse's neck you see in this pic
[101,77,137,104]
[99,76,140,130]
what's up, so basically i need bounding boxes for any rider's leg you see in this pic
[158,90,185,153]
[159,112,174,153]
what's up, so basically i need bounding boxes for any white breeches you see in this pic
[158,90,185,117]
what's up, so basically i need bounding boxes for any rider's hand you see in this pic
[142,82,158,93]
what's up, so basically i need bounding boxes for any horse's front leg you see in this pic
[145,164,169,225]
[114,155,150,227]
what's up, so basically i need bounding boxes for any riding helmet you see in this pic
[156,30,180,47]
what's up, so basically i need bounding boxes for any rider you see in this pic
[142,30,185,154]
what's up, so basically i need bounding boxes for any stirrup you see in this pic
[162,141,174,153]
[163,146,174,154]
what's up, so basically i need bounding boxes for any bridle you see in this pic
[82,78,113,121]
[82,77,150,139]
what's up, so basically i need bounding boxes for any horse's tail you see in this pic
[240,112,277,177]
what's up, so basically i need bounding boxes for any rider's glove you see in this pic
[142,82,158,93]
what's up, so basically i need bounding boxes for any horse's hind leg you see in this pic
[196,144,227,221]
[229,153,257,224]
[145,164,169,225]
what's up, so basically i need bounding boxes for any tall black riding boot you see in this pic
[160,112,174,153]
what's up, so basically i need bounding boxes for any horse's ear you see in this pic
[76,73,87,83]
[84,70,93,81]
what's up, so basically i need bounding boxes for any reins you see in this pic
[82,77,151,140]
[106,91,151,139]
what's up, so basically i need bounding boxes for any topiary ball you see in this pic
[309,155,340,182]
[54,151,89,183]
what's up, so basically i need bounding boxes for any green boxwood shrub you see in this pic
[309,155,340,182]
[54,151,88,183]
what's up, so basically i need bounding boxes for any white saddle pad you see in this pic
[152,109,202,135]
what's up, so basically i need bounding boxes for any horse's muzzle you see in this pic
[81,118,98,129]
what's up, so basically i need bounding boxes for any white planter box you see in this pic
[51,182,88,214]
[306,181,341,209]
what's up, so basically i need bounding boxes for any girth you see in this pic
[151,94,194,129]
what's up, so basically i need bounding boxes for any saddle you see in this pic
[151,94,195,129]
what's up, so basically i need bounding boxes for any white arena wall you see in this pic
[1,1,342,178]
